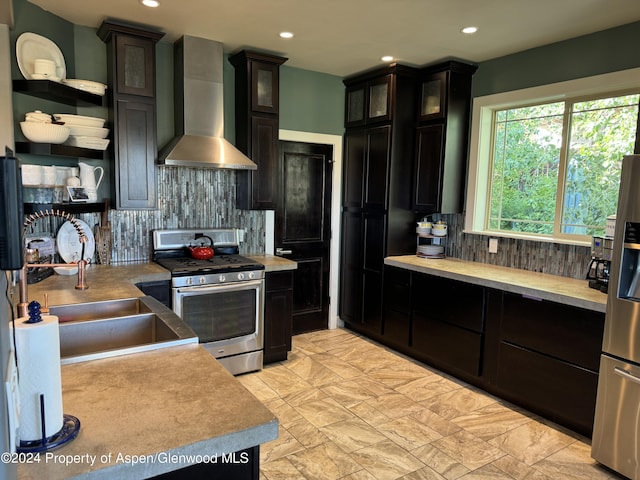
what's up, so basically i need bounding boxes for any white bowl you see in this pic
[65,124,109,138]
[62,79,107,96]
[25,110,52,123]
[20,121,70,144]
[53,114,106,128]
[54,265,78,276]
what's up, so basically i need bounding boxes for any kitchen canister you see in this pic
[13,305,64,441]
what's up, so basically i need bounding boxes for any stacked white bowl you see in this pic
[20,110,70,144]
[53,114,110,150]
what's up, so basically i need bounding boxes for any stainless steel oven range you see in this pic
[153,228,265,375]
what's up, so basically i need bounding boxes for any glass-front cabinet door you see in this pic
[368,75,392,123]
[346,85,366,126]
[345,74,393,127]
[251,61,280,114]
[419,71,447,121]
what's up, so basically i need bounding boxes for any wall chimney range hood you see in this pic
[158,35,257,170]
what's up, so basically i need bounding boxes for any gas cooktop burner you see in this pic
[155,254,264,276]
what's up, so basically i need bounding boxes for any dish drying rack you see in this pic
[416,227,446,259]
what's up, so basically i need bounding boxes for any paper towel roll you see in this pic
[14,315,64,442]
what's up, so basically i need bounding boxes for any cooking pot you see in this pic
[188,235,214,260]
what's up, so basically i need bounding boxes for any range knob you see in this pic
[248,271,255,279]
[218,275,226,283]
[238,272,245,281]
[186,277,193,286]
[199,276,206,284]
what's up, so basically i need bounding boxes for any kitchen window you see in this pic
[465,68,640,245]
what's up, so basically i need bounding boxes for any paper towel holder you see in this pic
[17,393,80,453]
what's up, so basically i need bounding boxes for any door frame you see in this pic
[266,129,343,330]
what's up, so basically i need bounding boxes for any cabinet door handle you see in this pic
[614,366,640,386]
[276,248,293,255]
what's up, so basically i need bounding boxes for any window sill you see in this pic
[462,228,592,248]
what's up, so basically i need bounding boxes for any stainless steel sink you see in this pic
[50,297,198,364]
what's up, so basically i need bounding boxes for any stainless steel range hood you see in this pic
[158,36,257,170]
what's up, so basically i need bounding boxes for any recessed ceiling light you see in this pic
[461,26,478,34]
[141,0,160,7]
[279,32,294,39]
[381,55,394,62]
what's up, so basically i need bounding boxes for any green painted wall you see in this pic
[279,66,345,136]
[473,21,640,97]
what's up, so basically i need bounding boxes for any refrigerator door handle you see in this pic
[614,366,640,385]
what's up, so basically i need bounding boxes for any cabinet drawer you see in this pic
[496,342,598,436]
[382,309,411,348]
[412,274,484,332]
[412,313,482,376]
[501,292,604,371]
[266,271,293,291]
[384,267,411,314]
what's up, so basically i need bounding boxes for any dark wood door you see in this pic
[276,141,333,334]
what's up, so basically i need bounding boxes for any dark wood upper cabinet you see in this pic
[413,60,477,215]
[98,21,164,210]
[230,50,287,210]
[345,73,393,127]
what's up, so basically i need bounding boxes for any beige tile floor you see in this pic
[238,328,624,480]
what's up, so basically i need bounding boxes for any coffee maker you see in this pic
[587,236,613,292]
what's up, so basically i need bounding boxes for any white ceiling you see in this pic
[26,0,640,77]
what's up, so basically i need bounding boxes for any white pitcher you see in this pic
[78,162,104,201]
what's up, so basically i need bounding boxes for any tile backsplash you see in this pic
[438,213,592,280]
[24,167,266,263]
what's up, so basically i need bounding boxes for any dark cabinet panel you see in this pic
[237,115,279,210]
[230,50,287,210]
[264,271,293,364]
[496,342,599,436]
[382,266,412,350]
[484,289,604,437]
[413,61,476,215]
[365,126,391,209]
[339,65,417,333]
[115,100,157,209]
[412,274,484,332]
[410,272,485,378]
[414,124,444,213]
[362,270,383,334]
[339,212,363,325]
[98,21,164,210]
[343,131,366,208]
[363,213,386,272]
[500,293,605,372]
[413,312,483,377]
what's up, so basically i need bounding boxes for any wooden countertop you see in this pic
[385,256,607,313]
[247,254,297,272]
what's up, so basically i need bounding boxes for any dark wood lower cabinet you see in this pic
[484,290,605,437]
[368,266,605,437]
[151,446,259,480]
[264,271,293,364]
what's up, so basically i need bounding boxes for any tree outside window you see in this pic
[488,93,639,239]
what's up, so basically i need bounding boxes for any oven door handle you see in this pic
[175,279,264,294]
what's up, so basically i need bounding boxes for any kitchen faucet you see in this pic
[17,210,89,318]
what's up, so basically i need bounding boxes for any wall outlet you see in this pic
[489,238,499,254]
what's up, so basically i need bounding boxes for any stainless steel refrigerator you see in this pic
[592,154,640,480]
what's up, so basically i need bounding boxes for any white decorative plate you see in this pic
[16,32,66,81]
[57,220,95,263]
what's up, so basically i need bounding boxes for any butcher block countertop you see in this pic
[385,255,607,313]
